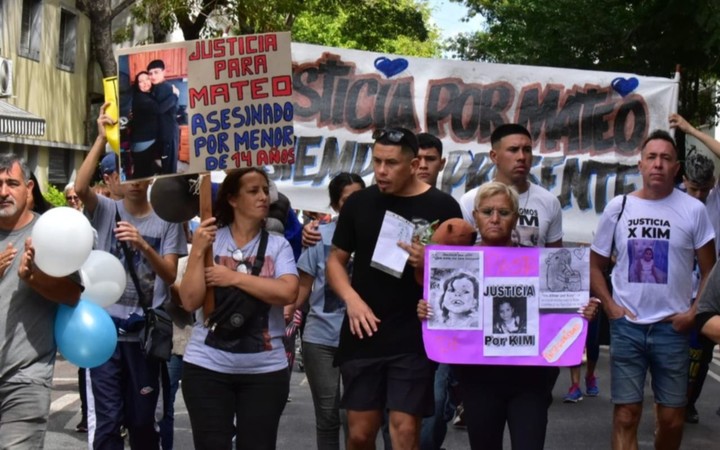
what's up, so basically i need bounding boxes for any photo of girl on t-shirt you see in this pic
[628,239,668,284]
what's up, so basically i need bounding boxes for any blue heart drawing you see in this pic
[374,57,409,78]
[611,77,639,97]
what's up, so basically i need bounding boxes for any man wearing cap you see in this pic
[0,154,82,448]
[327,127,461,449]
[147,59,179,175]
[75,103,186,449]
[99,152,125,200]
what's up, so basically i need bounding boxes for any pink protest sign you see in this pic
[422,245,590,367]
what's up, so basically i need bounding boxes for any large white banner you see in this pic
[273,43,678,244]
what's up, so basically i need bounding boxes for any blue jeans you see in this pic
[609,317,689,407]
[303,342,343,450]
[159,355,183,450]
[420,364,454,450]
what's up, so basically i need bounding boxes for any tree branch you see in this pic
[111,0,136,20]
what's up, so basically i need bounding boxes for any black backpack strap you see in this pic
[115,205,150,312]
[610,194,627,258]
[250,229,269,276]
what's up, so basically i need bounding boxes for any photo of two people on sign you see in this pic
[118,48,189,181]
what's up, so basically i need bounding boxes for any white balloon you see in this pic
[31,207,94,277]
[80,250,127,307]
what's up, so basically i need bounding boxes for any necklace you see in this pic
[519,184,531,213]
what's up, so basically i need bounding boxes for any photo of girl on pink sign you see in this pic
[426,250,483,331]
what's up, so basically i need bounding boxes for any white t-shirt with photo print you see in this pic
[460,182,563,246]
[591,189,714,324]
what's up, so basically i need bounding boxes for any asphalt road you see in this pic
[46,346,720,449]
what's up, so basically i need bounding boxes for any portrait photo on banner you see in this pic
[117,44,189,181]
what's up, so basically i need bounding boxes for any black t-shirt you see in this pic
[332,185,462,363]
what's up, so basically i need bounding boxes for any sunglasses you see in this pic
[372,128,406,143]
[66,195,79,201]
[231,249,249,274]
[476,207,514,218]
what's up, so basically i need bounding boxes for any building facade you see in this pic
[0,0,91,189]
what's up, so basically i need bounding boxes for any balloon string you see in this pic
[190,175,204,196]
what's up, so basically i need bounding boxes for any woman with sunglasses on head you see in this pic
[179,168,299,450]
[417,181,599,450]
[289,172,365,449]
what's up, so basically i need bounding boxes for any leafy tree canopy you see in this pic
[447,0,720,123]
[291,0,440,57]
[124,0,440,57]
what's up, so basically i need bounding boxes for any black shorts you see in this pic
[340,353,435,417]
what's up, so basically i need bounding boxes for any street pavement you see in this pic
[47,346,720,449]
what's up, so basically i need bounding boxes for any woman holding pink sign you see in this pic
[417,181,599,450]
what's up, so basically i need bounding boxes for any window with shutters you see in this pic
[19,0,42,61]
[48,149,72,186]
[57,9,76,71]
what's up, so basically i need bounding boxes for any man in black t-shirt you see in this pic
[327,128,462,449]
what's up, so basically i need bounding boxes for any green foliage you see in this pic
[215,0,441,57]
[43,184,67,208]
[117,0,440,56]
[113,25,135,44]
[292,0,441,57]
[448,0,720,124]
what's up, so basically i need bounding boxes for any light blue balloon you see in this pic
[55,300,117,368]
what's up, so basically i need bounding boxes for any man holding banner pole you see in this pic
[327,128,461,450]
[590,130,716,450]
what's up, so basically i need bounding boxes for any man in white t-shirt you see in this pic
[590,130,716,450]
[458,124,563,248]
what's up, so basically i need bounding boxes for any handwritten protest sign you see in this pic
[187,33,294,172]
[115,32,293,181]
[423,245,590,366]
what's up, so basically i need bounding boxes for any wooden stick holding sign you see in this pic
[200,174,215,317]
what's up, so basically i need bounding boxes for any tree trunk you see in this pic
[78,0,118,77]
[176,0,226,40]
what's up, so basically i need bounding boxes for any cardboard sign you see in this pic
[115,32,293,181]
[423,245,590,366]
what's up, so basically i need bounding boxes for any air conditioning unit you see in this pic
[0,58,13,98]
